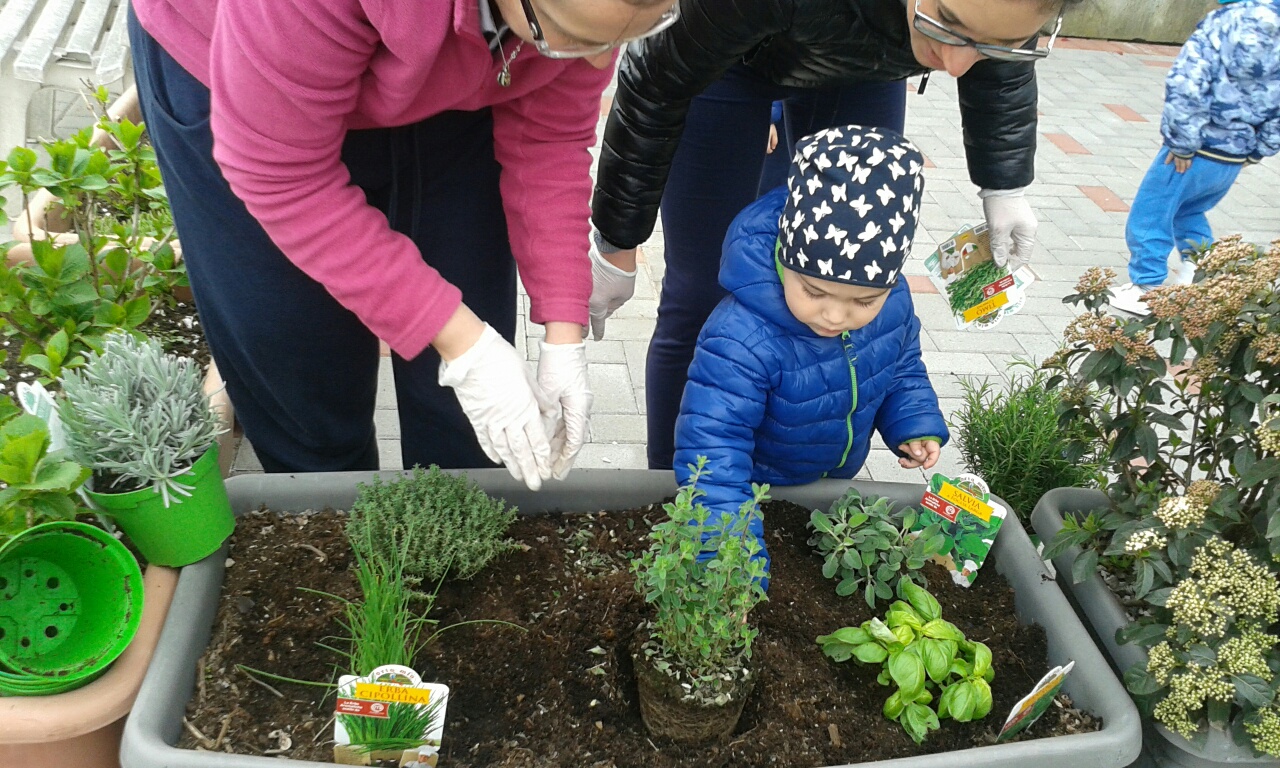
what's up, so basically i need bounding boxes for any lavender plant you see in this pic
[57,332,223,503]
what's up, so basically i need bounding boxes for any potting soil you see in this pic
[183,502,1099,767]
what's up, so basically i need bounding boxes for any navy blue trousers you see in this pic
[129,11,515,473]
[648,64,907,469]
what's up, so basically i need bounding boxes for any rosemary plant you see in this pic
[57,332,223,503]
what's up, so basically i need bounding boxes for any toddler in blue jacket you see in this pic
[674,125,948,577]
[1112,0,1280,315]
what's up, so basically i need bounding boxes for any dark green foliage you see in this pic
[951,366,1103,521]
[347,466,517,584]
[945,259,1005,316]
[808,488,945,607]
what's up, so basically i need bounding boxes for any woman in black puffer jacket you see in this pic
[587,0,1083,470]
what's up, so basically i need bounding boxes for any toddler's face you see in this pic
[781,268,891,337]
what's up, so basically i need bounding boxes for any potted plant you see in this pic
[57,332,233,567]
[1033,236,1280,765]
[629,459,769,743]
[949,365,1103,527]
[120,469,1142,768]
[0,392,180,768]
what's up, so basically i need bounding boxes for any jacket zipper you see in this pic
[827,331,858,475]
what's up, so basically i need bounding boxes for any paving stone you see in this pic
[574,442,649,469]
[590,414,648,444]
[585,339,628,364]
[920,350,1001,376]
[589,363,639,414]
[926,331,1024,355]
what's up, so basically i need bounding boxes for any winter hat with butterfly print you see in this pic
[778,125,924,288]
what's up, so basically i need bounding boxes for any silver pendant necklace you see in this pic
[497,40,524,87]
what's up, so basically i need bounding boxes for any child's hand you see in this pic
[766,124,779,154]
[1164,152,1193,174]
[898,440,941,470]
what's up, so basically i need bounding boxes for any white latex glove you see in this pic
[980,187,1037,271]
[537,340,593,479]
[438,324,555,490]
[588,230,637,341]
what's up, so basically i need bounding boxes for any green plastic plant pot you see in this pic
[0,521,144,688]
[87,446,234,567]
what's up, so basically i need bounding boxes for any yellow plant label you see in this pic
[962,291,1010,323]
[353,683,433,706]
[938,482,994,522]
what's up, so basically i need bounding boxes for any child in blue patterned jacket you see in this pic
[1112,0,1280,316]
[673,125,948,583]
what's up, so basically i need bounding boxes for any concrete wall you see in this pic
[1061,0,1218,44]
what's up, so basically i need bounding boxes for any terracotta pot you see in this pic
[0,565,179,768]
[632,636,755,744]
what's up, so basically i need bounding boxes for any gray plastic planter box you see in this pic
[1031,488,1280,768]
[122,470,1140,768]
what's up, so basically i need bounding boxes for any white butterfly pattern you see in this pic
[806,175,824,195]
[838,270,852,280]
[888,211,906,233]
[831,183,848,203]
[887,144,907,159]
[864,260,883,281]
[849,195,873,217]
[876,183,896,206]
[824,223,848,245]
[840,241,862,259]
[818,259,834,276]
[858,221,882,242]
[812,200,833,222]
[803,224,819,243]
[836,151,856,172]
[888,161,906,180]
[866,147,886,167]
[815,152,832,171]
[880,236,898,254]
[796,249,809,267]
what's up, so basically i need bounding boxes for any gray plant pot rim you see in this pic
[1030,487,1280,766]
[122,470,1141,768]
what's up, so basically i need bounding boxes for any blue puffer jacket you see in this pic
[674,186,948,529]
[1162,0,1280,162]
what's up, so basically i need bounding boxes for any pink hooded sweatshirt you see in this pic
[133,0,613,359]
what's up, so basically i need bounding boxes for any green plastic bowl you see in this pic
[0,521,144,685]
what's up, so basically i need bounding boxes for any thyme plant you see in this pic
[347,466,517,585]
[631,458,769,705]
[808,488,944,607]
[57,332,223,503]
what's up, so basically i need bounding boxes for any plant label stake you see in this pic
[996,660,1075,743]
[916,473,1008,587]
[333,664,449,767]
[922,223,1034,330]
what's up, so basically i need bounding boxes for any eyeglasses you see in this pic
[912,0,1062,61]
[518,0,680,58]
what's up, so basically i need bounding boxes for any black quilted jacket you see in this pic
[592,0,1040,249]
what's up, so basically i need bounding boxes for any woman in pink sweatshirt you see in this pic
[128,0,676,488]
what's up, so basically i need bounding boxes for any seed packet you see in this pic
[996,661,1076,742]
[333,664,448,766]
[914,473,1008,587]
[923,223,1034,330]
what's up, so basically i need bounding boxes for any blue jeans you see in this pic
[129,9,516,472]
[648,64,907,469]
[1125,146,1241,286]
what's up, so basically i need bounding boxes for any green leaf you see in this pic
[946,680,977,722]
[1233,675,1273,707]
[1126,665,1167,696]
[1071,548,1100,584]
[889,646,926,700]
[883,690,906,720]
[971,678,993,719]
[1116,621,1169,648]
[868,618,898,646]
[901,702,938,744]
[29,459,89,492]
[1241,458,1280,489]
[971,642,992,679]
[921,619,965,642]
[921,638,950,683]
[825,627,872,646]
[898,578,941,622]
[853,642,889,664]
